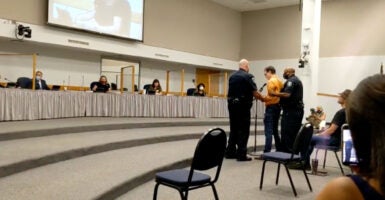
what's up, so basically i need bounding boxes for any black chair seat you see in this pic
[262,152,301,162]
[156,169,211,187]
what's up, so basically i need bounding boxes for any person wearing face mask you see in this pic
[225,59,264,162]
[92,75,111,93]
[270,67,304,154]
[193,83,206,96]
[29,71,50,90]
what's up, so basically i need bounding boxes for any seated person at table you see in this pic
[92,75,111,93]
[147,79,162,95]
[193,83,206,96]
[28,70,50,90]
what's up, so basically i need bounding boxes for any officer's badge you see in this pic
[287,81,293,87]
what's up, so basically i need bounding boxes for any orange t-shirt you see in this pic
[264,74,283,106]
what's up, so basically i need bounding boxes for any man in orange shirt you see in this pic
[262,66,283,152]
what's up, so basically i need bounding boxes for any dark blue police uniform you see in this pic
[280,75,304,153]
[226,69,257,160]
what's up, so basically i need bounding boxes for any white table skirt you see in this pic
[0,89,264,121]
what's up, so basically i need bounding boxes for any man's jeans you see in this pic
[264,104,281,152]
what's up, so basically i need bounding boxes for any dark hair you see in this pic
[264,66,276,74]
[346,74,385,193]
[197,83,205,90]
[152,79,160,87]
[99,75,108,82]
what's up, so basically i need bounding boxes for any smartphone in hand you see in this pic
[342,124,358,166]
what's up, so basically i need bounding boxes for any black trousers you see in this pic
[226,101,251,158]
[280,108,304,153]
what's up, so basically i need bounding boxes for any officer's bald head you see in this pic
[239,59,249,72]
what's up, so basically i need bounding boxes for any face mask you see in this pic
[283,74,289,79]
[199,86,204,90]
[36,76,41,80]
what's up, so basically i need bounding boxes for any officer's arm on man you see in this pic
[270,82,293,98]
[270,90,290,98]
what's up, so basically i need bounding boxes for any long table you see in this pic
[0,89,264,121]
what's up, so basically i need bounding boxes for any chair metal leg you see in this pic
[184,190,189,200]
[302,168,313,192]
[259,160,267,190]
[276,163,281,185]
[179,190,186,200]
[211,183,219,200]
[284,164,297,197]
[153,183,160,200]
[323,150,327,169]
[334,151,345,175]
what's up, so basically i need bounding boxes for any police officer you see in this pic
[272,67,304,153]
[225,59,264,161]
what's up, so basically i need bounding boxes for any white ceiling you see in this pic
[211,0,300,12]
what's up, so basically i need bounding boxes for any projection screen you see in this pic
[48,0,144,41]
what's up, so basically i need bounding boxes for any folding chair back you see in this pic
[292,123,314,155]
[191,128,227,171]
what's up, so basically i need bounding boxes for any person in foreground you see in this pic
[316,74,385,200]
[225,59,264,161]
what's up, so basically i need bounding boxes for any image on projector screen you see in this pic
[48,0,143,41]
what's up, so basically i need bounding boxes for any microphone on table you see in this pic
[259,83,267,92]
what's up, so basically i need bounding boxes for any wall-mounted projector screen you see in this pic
[48,0,144,41]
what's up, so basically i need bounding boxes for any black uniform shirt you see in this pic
[227,69,257,104]
[330,108,346,146]
[280,75,303,109]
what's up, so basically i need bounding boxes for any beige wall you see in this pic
[0,0,47,25]
[320,0,385,57]
[2,0,384,61]
[0,0,241,61]
[241,6,302,60]
[144,0,241,60]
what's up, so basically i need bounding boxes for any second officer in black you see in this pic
[225,59,264,161]
[272,67,304,153]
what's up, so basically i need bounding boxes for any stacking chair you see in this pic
[259,123,313,197]
[16,77,31,89]
[153,128,227,200]
[143,84,151,94]
[314,143,345,175]
[186,88,196,96]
